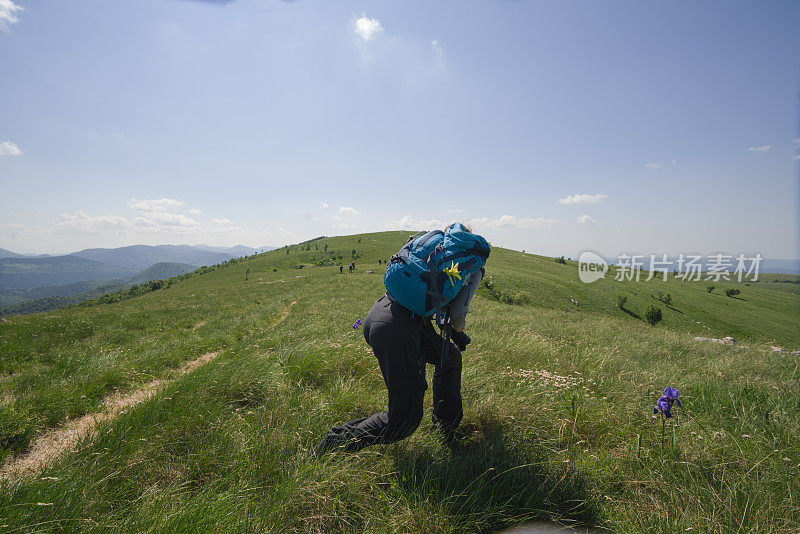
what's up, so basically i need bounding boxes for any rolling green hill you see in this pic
[0,231,798,532]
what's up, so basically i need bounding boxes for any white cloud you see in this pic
[558,193,608,205]
[431,40,444,63]
[471,215,557,229]
[188,208,203,215]
[331,221,363,231]
[339,206,360,216]
[320,202,329,209]
[211,217,232,225]
[746,145,773,152]
[644,162,662,170]
[209,224,244,235]
[576,215,595,225]
[54,210,131,233]
[354,15,383,41]
[0,0,23,32]
[0,141,22,157]
[385,215,445,230]
[129,197,186,212]
[0,222,24,241]
[794,155,800,161]
[135,212,199,227]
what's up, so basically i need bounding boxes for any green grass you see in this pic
[0,231,798,532]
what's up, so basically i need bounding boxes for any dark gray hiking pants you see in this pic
[319,294,463,451]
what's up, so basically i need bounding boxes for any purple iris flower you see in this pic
[653,387,681,418]
[352,319,363,329]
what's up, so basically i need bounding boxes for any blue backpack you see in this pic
[384,223,490,318]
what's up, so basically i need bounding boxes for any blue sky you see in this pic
[0,0,798,257]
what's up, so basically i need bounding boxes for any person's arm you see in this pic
[448,267,484,332]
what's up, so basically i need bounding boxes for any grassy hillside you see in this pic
[0,231,798,532]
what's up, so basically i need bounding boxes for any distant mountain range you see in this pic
[69,245,235,272]
[192,245,276,256]
[70,244,275,271]
[0,244,276,314]
[0,244,274,262]
[0,244,275,285]
[0,255,135,290]
[1,262,198,305]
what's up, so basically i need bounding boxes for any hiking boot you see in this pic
[313,436,339,457]
[430,414,460,446]
[312,436,364,457]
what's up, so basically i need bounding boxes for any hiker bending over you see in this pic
[315,223,490,455]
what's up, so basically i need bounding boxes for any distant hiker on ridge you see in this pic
[315,223,490,454]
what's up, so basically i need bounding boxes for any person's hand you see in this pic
[451,330,471,352]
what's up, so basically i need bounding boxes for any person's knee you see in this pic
[387,400,423,440]
[397,410,423,439]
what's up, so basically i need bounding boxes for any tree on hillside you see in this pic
[645,306,662,326]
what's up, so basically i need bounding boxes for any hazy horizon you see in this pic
[3,236,800,267]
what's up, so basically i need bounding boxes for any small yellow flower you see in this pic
[443,261,461,286]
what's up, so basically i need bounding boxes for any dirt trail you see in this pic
[272,300,297,326]
[0,351,219,483]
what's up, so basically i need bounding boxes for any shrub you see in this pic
[707,285,715,293]
[480,278,530,306]
[725,288,741,297]
[554,256,567,265]
[617,295,627,309]
[644,306,662,325]
[0,405,34,462]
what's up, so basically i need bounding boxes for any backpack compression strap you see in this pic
[424,243,451,368]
